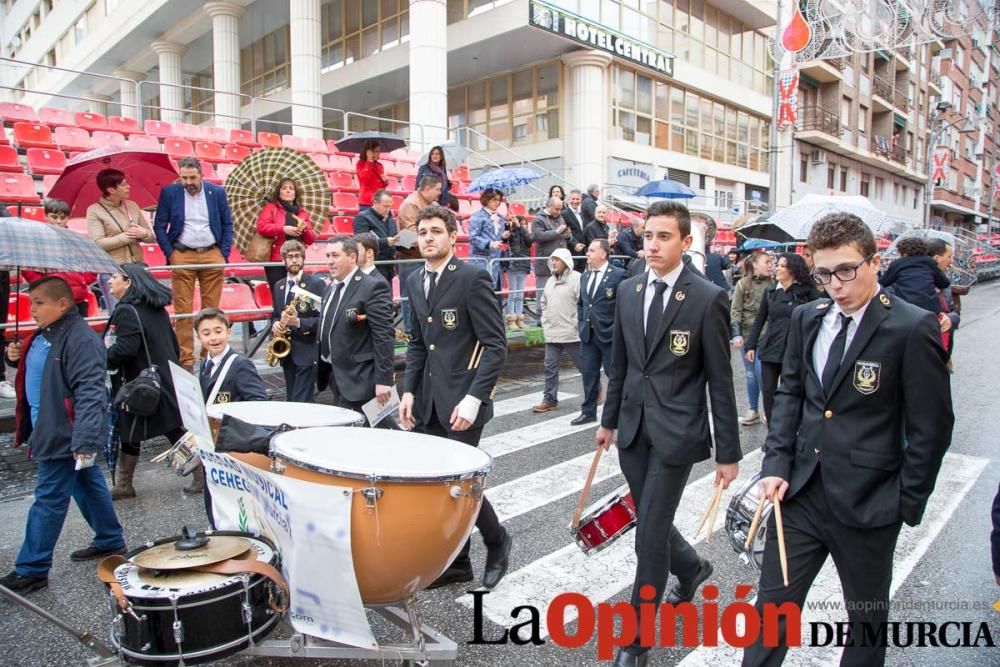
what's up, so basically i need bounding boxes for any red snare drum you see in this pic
[571,485,637,554]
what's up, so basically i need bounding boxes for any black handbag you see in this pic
[215,414,291,454]
[112,305,162,417]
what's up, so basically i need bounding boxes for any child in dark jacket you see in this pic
[879,237,950,314]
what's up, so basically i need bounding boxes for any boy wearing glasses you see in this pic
[269,240,325,402]
[742,214,954,666]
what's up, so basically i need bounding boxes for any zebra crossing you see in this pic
[443,376,991,665]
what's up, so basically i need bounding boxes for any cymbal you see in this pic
[131,535,251,571]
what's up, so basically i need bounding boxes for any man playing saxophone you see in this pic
[269,240,325,402]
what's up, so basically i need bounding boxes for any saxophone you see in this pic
[265,294,302,366]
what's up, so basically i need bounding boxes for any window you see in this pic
[860,174,870,197]
[827,165,835,189]
[875,177,884,200]
[840,167,848,192]
[74,17,87,44]
[320,0,409,71]
[858,105,868,133]
[800,158,807,182]
[241,27,290,97]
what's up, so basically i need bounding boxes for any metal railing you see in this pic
[137,80,253,130]
[797,106,840,136]
[873,74,893,101]
[893,90,910,112]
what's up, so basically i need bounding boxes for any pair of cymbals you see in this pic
[131,536,251,571]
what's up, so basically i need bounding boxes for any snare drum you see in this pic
[237,427,491,604]
[108,531,281,666]
[725,472,771,571]
[571,485,637,554]
[206,401,363,441]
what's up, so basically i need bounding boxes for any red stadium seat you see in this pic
[126,133,161,151]
[379,160,397,176]
[304,242,327,273]
[0,146,22,173]
[66,217,88,233]
[310,153,331,171]
[199,161,219,182]
[8,293,31,323]
[258,132,281,148]
[0,103,39,125]
[391,195,403,213]
[223,144,250,163]
[107,115,142,135]
[85,291,100,317]
[328,171,357,192]
[302,137,328,154]
[41,175,59,196]
[38,107,75,128]
[54,126,91,152]
[174,123,204,141]
[396,162,417,177]
[0,126,7,146]
[451,165,469,180]
[332,192,359,215]
[326,140,341,154]
[140,243,167,267]
[387,177,406,195]
[229,128,258,147]
[25,148,67,176]
[253,281,273,308]
[90,131,127,149]
[12,122,56,149]
[194,141,224,162]
[144,119,174,138]
[281,134,305,151]
[455,241,470,258]
[20,205,45,221]
[216,162,236,182]
[329,154,353,171]
[401,176,416,192]
[74,112,108,132]
[0,174,41,204]
[163,138,195,159]
[458,199,473,218]
[202,126,229,143]
[507,202,526,217]
[331,215,353,234]
[388,148,409,162]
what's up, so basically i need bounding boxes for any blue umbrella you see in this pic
[740,238,788,251]
[635,179,696,199]
[467,167,542,194]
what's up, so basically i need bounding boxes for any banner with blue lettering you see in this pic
[201,449,376,648]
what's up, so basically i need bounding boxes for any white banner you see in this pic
[201,449,376,648]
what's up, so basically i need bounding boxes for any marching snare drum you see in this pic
[108,531,281,666]
[237,427,491,605]
[206,401,363,441]
[725,472,772,571]
[571,485,637,554]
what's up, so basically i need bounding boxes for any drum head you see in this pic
[272,427,492,480]
[131,535,251,570]
[207,401,363,428]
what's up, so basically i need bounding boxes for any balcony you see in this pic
[894,47,912,71]
[797,106,842,150]
[894,90,910,113]
[800,58,846,83]
[872,75,893,112]
[871,135,908,166]
[929,69,942,91]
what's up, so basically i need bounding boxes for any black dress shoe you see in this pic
[613,648,649,666]
[482,531,513,589]
[0,570,48,593]
[70,545,127,562]
[425,563,474,590]
[569,414,597,426]
[664,558,714,605]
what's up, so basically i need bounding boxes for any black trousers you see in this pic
[282,359,316,402]
[759,361,782,423]
[579,334,612,417]
[332,392,398,430]
[742,468,902,667]
[618,420,701,654]
[423,412,505,567]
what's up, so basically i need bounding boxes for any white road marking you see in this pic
[492,391,579,418]
[480,409,604,458]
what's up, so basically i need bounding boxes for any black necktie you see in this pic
[822,313,852,390]
[285,280,296,307]
[588,271,599,299]
[425,270,438,303]
[321,282,343,358]
[645,280,668,351]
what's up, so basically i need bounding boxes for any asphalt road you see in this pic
[1,283,998,666]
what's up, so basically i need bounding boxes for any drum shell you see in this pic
[231,452,484,605]
[572,489,636,554]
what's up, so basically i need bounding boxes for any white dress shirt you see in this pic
[811,290,878,378]
[585,261,608,300]
[642,262,685,330]
[178,186,215,248]
[423,252,454,296]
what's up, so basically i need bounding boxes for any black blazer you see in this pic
[315,270,395,402]
[583,220,609,246]
[760,293,954,528]
[580,194,597,226]
[352,207,399,269]
[745,283,822,364]
[601,265,741,465]
[270,273,326,367]
[105,302,182,444]
[403,258,506,432]
[562,209,587,271]
[577,264,625,345]
[199,349,268,404]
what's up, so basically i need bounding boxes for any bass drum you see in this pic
[725,472,772,571]
[109,531,281,665]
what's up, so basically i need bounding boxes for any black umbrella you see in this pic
[334,131,407,154]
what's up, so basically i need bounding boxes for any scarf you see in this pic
[278,199,302,234]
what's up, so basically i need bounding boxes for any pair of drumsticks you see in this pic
[694,480,789,587]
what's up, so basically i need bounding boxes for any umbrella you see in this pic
[467,167,542,194]
[334,131,407,154]
[740,238,790,251]
[419,142,471,167]
[0,217,120,274]
[740,195,890,243]
[47,147,178,217]
[635,178,696,199]
[225,147,330,257]
[105,393,121,483]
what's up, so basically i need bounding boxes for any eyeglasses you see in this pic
[811,253,874,286]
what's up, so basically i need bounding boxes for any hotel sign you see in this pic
[529,0,674,77]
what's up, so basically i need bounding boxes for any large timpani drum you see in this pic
[206,401,364,441]
[235,427,491,605]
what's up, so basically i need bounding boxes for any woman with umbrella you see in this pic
[416,146,451,205]
[255,178,318,290]
[86,169,155,310]
[104,263,184,500]
[356,139,389,210]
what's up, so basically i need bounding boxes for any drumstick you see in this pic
[773,495,789,587]
[744,495,767,550]
[150,450,171,464]
[467,341,481,370]
[704,480,725,544]
[694,480,723,539]
[571,447,604,529]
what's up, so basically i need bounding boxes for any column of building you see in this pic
[203,2,245,130]
[561,50,612,192]
[408,0,448,149]
[290,0,324,138]
[151,41,187,126]
[112,70,143,120]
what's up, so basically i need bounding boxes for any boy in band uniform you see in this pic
[269,240,325,402]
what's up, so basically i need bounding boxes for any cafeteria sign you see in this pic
[529,0,674,77]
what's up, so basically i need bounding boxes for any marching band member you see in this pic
[743,214,954,667]
[399,204,512,590]
[269,240,325,402]
[596,201,741,667]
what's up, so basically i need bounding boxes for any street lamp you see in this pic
[923,107,978,229]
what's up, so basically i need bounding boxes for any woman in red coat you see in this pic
[255,178,317,290]
[355,139,388,209]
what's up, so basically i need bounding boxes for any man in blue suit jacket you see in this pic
[153,156,234,369]
[574,238,625,424]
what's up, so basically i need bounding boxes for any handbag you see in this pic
[215,414,291,454]
[244,231,275,263]
[112,305,162,417]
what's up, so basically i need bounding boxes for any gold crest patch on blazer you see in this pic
[215,391,231,404]
[605,287,614,299]
[669,330,690,356]
[853,360,880,395]
[441,308,458,330]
